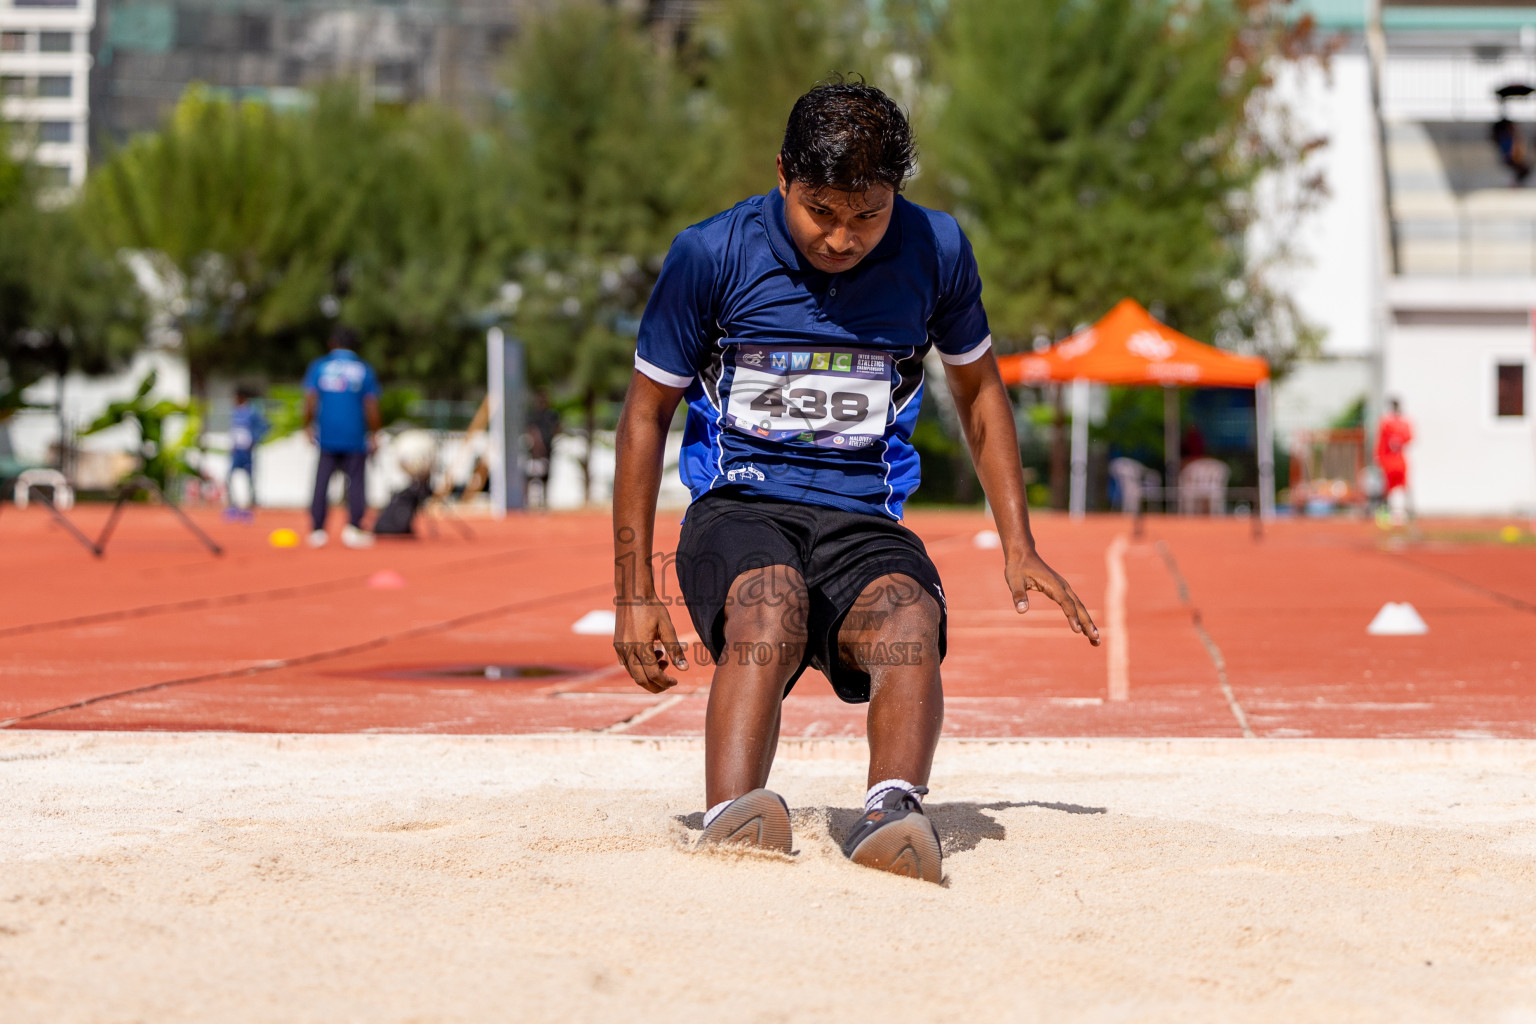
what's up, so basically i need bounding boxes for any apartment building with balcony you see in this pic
[0,0,93,187]
[1280,1,1536,514]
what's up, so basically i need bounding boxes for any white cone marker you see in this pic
[1367,602,1428,636]
[571,610,617,635]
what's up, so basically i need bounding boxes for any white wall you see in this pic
[1261,54,1380,361]
[1272,356,1371,439]
[1261,54,1380,434]
[1386,322,1536,515]
[194,426,692,512]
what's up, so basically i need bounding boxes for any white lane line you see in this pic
[603,693,689,733]
[597,629,703,733]
[1106,533,1130,702]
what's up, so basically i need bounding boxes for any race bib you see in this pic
[724,344,891,449]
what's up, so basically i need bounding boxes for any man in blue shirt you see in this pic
[302,327,382,548]
[612,79,1099,882]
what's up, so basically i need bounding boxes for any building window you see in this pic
[1,31,26,52]
[236,14,270,53]
[0,76,25,98]
[38,31,72,53]
[37,164,71,188]
[39,120,70,143]
[1497,363,1526,418]
[36,75,71,99]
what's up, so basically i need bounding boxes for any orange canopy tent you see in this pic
[996,298,1269,388]
[995,299,1275,519]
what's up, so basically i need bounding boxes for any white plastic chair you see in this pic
[15,468,73,510]
[1178,458,1229,515]
[1108,457,1158,514]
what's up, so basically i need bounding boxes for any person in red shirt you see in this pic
[1375,398,1414,524]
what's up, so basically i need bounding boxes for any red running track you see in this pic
[2,503,1532,738]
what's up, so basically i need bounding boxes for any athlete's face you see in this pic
[776,156,894,274]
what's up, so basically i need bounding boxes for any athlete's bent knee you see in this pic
[722,565,809,648]
[849,573,939,644]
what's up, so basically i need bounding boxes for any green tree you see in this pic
[0,131,143,434]
[341,108,518,390]
[687,0,877,212]
[82,88,363,386]
[82,87,512,391]
[502,0,699,498]
[921,0,1324,369]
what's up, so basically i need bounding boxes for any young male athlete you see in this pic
[612,79,1099,883]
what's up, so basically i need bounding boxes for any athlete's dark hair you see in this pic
[779,75,915,195]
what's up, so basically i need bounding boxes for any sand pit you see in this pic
[2,733,1535,1022]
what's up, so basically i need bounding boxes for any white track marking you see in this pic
[1106,534,1130,702]
[593,630,702,732]
[603,693,689,733]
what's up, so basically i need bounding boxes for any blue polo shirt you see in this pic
[635,188,991,519]
[302,349,381,454]
[229,403,267,457]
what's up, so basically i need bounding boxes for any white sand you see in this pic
[2,733,1535,1023]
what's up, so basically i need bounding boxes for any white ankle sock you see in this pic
[866,779,920,813]
[702,800,733,830]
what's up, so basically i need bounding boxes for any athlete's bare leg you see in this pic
[703,565,807,808]
[837,573,944,788]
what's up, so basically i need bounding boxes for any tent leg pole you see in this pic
[1069,378,1089,520]
[1256,379,1275,523]
[1164,386,1180,514]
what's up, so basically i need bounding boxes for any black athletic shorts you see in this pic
[674,489,947,704]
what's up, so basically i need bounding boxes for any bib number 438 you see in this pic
[749,386,869,423]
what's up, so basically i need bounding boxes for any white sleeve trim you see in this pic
[938,333,993,366]
[635,355,695,389]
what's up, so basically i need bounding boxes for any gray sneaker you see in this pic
[841,786,942,883]
[698,788,792,853]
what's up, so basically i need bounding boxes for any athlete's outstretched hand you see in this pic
[614,598,690,693]
[1006,549,1100,646]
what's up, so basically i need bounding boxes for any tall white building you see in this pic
[0,0,93,188]
[1279,0,1536,515]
